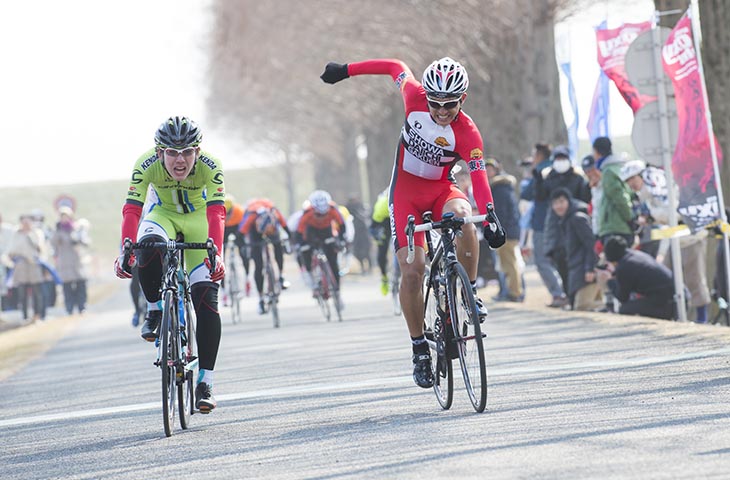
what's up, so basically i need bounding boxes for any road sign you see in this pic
[626,27,679,167]
[625,28,672,97]
[54,194,76,213]
[631,100,679,166]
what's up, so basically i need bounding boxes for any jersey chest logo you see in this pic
[402,112,457,167]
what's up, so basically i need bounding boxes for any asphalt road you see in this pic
[2,272,730,479]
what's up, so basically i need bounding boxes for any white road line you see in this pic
[2,347,728,428]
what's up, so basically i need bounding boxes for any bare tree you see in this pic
[207,0,569,202]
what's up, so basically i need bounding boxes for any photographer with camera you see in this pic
[620,160,711,323]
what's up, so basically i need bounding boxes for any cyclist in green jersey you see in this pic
[114,116,226,412]
[370,189,392,296]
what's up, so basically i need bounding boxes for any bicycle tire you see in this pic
[225,254,243,324]
[392,275,401,316]
[448,263,487,412]
[312,261,331,321]
[178,289,195,429]
[161,290,177,436]
[265,260,280,328]
[423,267,453,410]
[321,260,342,322]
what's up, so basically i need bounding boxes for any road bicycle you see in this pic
[223,233,244,324]
[123,236,217,437]
[301,237,343,322]
[256,236,283,328]
[406,204,500,413]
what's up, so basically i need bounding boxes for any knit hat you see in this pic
[604,236,628,262]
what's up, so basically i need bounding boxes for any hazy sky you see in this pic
[1,0,657,188]
[0,0,216,187]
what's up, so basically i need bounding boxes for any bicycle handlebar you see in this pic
[123,238,218,273]
[405,203,495,264]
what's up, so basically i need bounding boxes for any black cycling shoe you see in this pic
[257,299,266,315]
[140,310,162,342]
[195,382,217,413]
[412,353,434,388]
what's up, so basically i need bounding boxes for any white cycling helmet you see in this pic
[619,160,646,182]
[309,190,332,215]
[422,57,469,99]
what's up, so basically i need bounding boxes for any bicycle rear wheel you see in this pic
[423,268,452,410]
[448,263,487,412]
[160,290,177,436]
[391,258,401,316]
[225,251,243,324]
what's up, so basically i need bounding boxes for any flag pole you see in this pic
[653,10,687,321]
[689,0,730,313]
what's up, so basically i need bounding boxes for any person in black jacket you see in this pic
[550,189,603,310]
[597,236,675,320]
[538,146,592,293]
[485,158,523,301]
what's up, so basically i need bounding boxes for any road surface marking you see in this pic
[1,347,728,428]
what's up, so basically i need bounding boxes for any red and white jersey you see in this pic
[347,59,493,214]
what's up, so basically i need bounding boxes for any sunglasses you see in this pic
[163,147,197,159]
[427,97,461,110]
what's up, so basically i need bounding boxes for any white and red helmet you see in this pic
[309,190,332,215]
[421,57,469,99]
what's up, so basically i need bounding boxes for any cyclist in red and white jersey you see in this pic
[321,57,505,389]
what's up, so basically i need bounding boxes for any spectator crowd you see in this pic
[459,136,726,324]
[0,205,91,323]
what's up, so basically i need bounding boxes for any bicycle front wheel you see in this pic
[321,260,342,322]
[160,290,177,436]
[423,267,452,410]
[265,261,280,328]
[178,291,196,429]
[448,263,487,412]
[312,263,331,322]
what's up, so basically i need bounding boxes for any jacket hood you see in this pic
[599,154,624,169]
[569,198,589,215]
[558,198,589,220]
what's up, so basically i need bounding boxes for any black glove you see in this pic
[320,62,349,84]
[484,222,506,249]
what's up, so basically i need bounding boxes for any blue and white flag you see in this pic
[556,30,579,163]
[587,21,611,142]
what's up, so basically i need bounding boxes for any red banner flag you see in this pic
[596,21,655,113]
[662,13,723,231]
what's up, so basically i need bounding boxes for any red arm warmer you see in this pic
[348,59,413,83]
[470,171,494,216]
[207,204,225,254]
[120,203,143,247]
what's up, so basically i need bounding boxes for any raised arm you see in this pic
[321,59,415,87]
